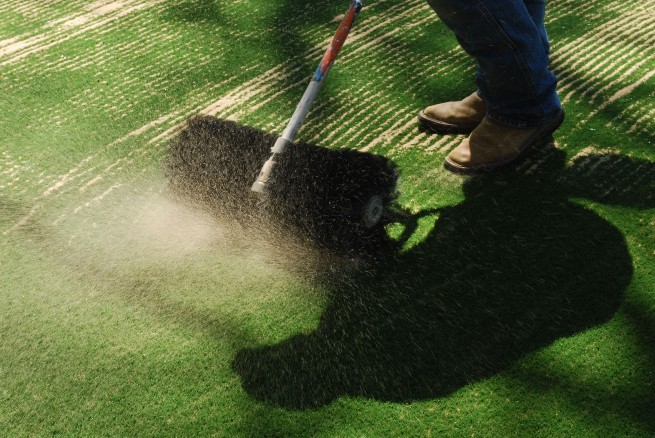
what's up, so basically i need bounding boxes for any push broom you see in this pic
[169,0,398,253]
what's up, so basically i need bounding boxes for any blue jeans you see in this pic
[427,0,562,128]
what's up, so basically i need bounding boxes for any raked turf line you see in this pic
[1,0,654,436]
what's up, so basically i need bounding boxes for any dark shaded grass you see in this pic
[623,301,655,431]
[567,152,655,209]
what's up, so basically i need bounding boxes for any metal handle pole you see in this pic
[251,0,364,194]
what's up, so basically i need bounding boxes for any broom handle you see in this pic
[275,0,364,150]
[252,0,364,193]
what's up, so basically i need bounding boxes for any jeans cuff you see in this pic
[487,109,561,129]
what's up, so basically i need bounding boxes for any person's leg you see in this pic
[523,0,550,58]
[421,0,564,172]
[426,0,561,128]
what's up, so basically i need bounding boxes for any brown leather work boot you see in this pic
[444,110,565,173]
[418,92,487,134]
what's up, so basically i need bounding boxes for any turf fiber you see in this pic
[1,0,654,436]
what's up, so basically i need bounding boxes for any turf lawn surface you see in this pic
[1,0,654,436]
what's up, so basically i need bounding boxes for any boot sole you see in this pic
[417,111,480,135]
[443,109,565,174]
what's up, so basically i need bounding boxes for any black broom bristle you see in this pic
[166,115,398,254]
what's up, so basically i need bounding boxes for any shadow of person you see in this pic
[232,142,638,410]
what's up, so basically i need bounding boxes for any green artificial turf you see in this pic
[1,0,654,436]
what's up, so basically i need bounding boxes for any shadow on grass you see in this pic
[506,299,655,434]
[622,301,655,432]
[164,0,226,24]
[231,142,653,410]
